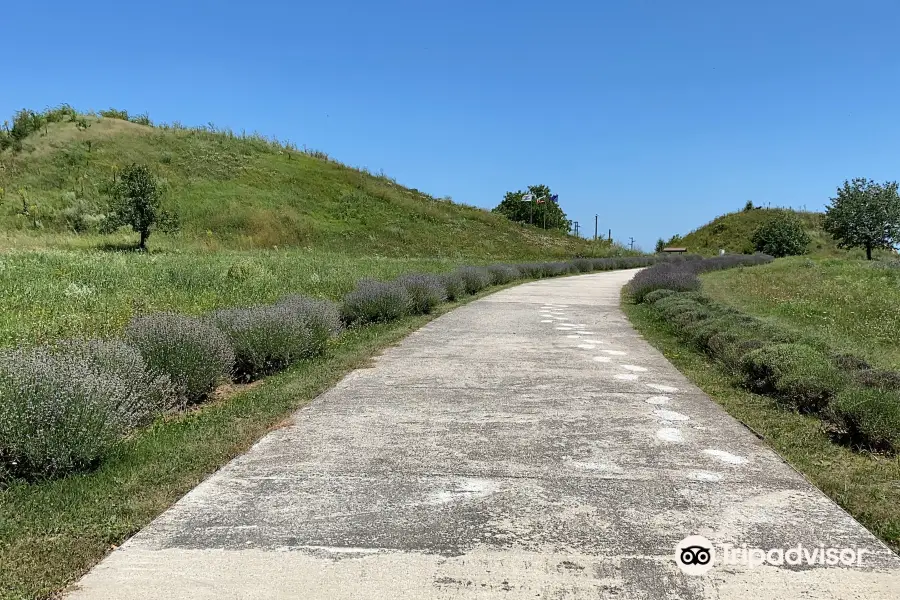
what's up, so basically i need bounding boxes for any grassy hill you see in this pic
[0,108,601,258]
[670,208,847,257]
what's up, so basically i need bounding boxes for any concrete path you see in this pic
[68,270,900,599]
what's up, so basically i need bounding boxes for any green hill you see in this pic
[0,107,602,258]
[669,208,844,256]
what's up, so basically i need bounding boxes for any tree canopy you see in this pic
[824,178,900,260]
[492,184,571,232]
[751,213,810,257]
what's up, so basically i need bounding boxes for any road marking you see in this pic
[703,449,748,465]
[656,428,683,443]
[654,409,689,421]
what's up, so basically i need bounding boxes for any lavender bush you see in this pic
[0,341,173,479]
[441,271,467,301]
[276,295,342,345]
[486,264,521,285]
[457,267,492,294]
[396,274,447,314]
[341,279,411,325]
[208,304,328,382]
[126,313,234,403]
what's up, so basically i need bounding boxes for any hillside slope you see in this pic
[671,208,842,256]
[0,112,602,258]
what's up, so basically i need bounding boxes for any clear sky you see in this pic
[3,0,899,250]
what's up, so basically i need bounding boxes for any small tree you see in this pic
[751,213,810,257]
[492,184,570,232]
[744,200,754,211]
[106,163,176,249]
[824,178,900,260]
[655,238,665,253]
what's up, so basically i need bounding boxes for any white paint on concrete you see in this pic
[622,365,648,372]
[689,470,724,482]
[645,396,671,405]
[615,373,639,381]
[577,344,596,350]
[541,320,553,323]
[592,356,612,363]
[576,331,595,335]
[653,409,690,422]
[703,449,749,465]
[647,383,678,393]
[602,349,627,355]
[656,428,684,443]
[566,334,580,339]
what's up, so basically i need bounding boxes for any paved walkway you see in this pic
[69,270,900,599]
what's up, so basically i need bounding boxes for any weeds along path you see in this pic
[67,270,900,599]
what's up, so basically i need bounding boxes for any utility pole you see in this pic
[608,229,612,242]
[594,214,598,240]
[629,237,635,251]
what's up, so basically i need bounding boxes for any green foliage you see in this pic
[655,238,665,253]
[491,184,571,232]
[828,387,900,452]
[744,200,754,211]
[740,343,844,412]
[642,288,677,304]
[750,213,810,257]
[105,163,177,249]
[676,209,836,256]
[824,178,900,260]
[456,266,493,294]
[396,274,446,315]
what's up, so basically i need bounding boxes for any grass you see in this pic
[624,299,900,554]
[0,283,510,600]
[701,257,900,370]
[672,208,849,257]
[0,114,608,257]
[0,248,504,347]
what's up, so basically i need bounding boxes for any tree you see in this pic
[744,200,754,211]
[655,238,666,253]
[492,184,570,232]
[106,164,176,249]
[751,213,810,257]
[824,178,900,260]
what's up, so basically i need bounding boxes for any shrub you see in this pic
[570,258,594,273]
[854,368,900,392]
[208,302,334,382]
[515,263,546,279]
[456,267,492,294]
[0,341,173,479]
[740,343,844,412]
[751,214,810,257]
[828,387,900,452]
[341,279,411,325]
[441,271,467,301]
[276,295,342,344]
[486,264,521,285]
[126,313,234,403]
[396,274,446,315]
[626,265,701,302]
[642,289,677,304]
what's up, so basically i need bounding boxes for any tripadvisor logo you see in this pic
[675,535,715,575]
[674,535,870,575]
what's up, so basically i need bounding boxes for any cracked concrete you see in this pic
[67,269,900,599]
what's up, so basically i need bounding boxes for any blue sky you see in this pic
[3,0,899,250]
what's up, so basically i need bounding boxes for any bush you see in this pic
[396,274,446,315]
[740,343,845,412]
[0,341,173,479]
[642,289,677,304]
[126,313,234,403]
[276,295,342,345]
[854,368,900,392]
[828,387,900,452]
[441,271,467,301]
[570,258,594,273]
[486,264,521,285]
[341,279,411,325]
[751,214,810,257]
[456,267,492,294]
[515,263,546,279]
[626,265,701,302]
[208,301,335,382]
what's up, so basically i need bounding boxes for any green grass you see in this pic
[0,114,605,257]
[701,257,900,370]
[0,284,511,600]
[624,299,900,554]
[672,208,849,257]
